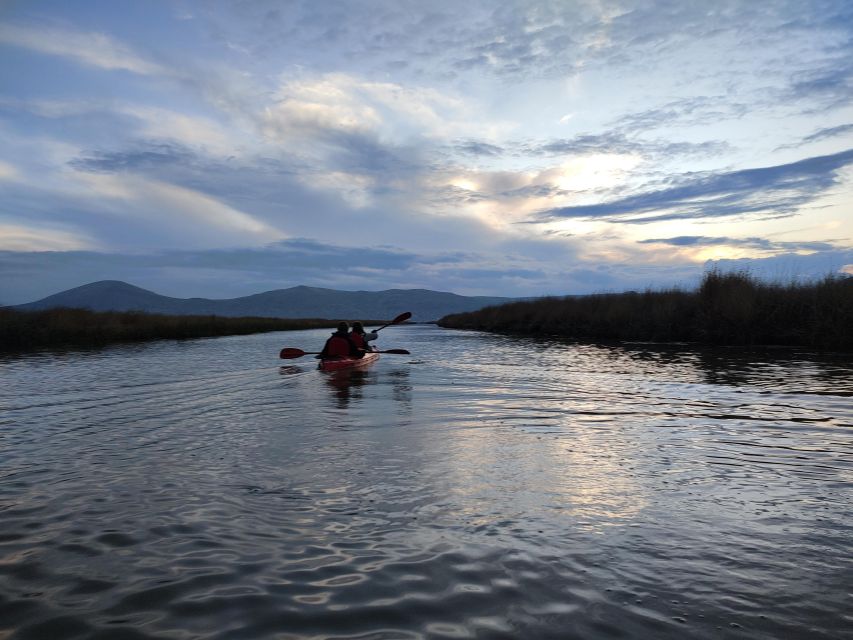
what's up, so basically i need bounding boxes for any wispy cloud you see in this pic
[0,23,165,75]
[69,143,197,174]
[1,1,851,302]
[526,132,731,161]
[778,123,853,150]
[607,98,751,134]
[786,52,853,112]
[192,1,604,80]
[0,160,20,181]
[454,140,505,157]
[0,223,96,252]
[638,236,841,253]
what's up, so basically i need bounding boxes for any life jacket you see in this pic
[349,331,367,350]
[322,332,354,358]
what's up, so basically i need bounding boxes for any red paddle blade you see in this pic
[374,311,412,332]
[280,348,307,359]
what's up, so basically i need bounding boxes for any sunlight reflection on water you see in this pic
[1,325,851,639]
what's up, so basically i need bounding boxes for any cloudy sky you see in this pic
[1,0,852,303]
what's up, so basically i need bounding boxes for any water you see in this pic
[1,325,851,639]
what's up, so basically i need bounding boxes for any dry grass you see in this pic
[0,308,348,351]
[438,272,853,350]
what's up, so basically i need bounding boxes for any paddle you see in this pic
[280,348,410,359]
[372,311,412,333]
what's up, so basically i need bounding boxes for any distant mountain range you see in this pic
[13,281,518,322]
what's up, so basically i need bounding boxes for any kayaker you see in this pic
[349,322,377,352]
[319,322,361,359]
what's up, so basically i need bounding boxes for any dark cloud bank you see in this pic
[534,148,853,224]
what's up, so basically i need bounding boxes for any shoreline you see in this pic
[437,272,853,352]
[0,308,380,352]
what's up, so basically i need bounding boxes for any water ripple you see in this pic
[0,327,850,639]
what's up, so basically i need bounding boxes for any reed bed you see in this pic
[438,272,853,350]
[0,308,347,351]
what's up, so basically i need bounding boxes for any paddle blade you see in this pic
[280,348,307,359]
[379,349,410,354]
[374,311,412,332]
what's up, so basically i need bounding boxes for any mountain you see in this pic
[13,281,518,321]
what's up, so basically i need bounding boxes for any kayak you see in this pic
[318,351,380,372]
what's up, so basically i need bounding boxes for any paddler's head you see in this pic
[336,321,349,334]
[351,321,365,334]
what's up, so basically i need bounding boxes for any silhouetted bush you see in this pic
[438,272,853,350]
[0,308,356,351]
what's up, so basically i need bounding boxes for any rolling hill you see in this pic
[13,281,517,321]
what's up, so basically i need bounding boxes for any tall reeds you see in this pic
[0,308,346,351]
[438,272,853,350]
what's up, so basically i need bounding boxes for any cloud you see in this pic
[708,249,853,282]
[534,148,853,224]
[1,141,286,251]
[191,0,853,109]
[0,98,245,156]
[527,131,731,161]
[774,122,853,151]
[454,140,505,157]
[797,123,853,147]
[608,98,750,134]
[441,130,731,171]
[3,239,849,305]
[786,53,853,112]
[0,160,20,181]
[0,238,561,303]
[192,1,602,80]
[69,143,197,174]
[638,236,841,253]
[3,1,852,304]
[252,72,499,188]
[0,23,165,75]
[261,73,475,144]
[0,223,96,252]
[70,171,283,243]
[119,106,239,154]
[64,139,409,226]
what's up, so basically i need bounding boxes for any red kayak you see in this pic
[318,351,380,372]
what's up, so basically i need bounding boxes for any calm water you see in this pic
[1,325,851,639]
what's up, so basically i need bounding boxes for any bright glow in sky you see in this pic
[1,0,851,303]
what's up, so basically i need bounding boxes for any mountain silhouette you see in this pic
[14,280,517,321]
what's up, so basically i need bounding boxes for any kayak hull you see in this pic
[318,351,380,372]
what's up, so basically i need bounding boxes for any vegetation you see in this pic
[0,308,350,351]
[438,272,853,350]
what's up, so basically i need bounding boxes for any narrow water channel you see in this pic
[1,325,850,639]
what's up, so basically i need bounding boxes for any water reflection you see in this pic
[544,429,647,530]
[501,332,853,396]
[691,347,853,394]
[437,418,647,536]
[1,325,851,639]
[321,367,414,411]
[324,368,374,408]
[387,368,413,406]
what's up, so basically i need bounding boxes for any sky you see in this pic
[1,0,852,304]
